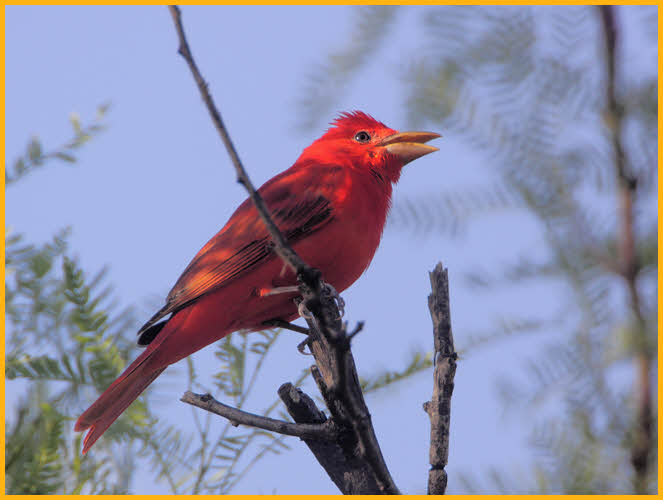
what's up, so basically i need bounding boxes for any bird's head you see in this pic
[300,111,440,183]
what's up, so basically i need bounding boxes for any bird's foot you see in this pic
[293,282,344,320]
[322,283,345,319]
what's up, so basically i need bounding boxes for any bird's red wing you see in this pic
[137,168,334,336]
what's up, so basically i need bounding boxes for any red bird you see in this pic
[75,111,439,453]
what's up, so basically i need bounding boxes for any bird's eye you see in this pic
[354,131,371,143]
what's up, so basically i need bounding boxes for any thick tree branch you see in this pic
[278,382,382,494]
[181,391,337,441]
[168,6,399,494]
[598,6,652,494]
[423,263,457,495]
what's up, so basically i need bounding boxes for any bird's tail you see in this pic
[74,345,166,454]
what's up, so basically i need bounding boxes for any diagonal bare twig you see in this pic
[167,5,308,276]
[168,5,399,494]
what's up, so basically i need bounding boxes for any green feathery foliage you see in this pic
[6,104,109,186]
[5,228,145,493]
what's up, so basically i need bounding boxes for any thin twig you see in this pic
[424,263,456,495]
[181,392,337,441]
[598,6,652,494]
[167,5,308,276]
[263,319,310,335]
[348,321,365,340]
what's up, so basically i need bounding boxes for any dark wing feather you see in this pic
[137,173,334,337]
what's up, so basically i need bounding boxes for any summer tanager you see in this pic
[75,111,440,453]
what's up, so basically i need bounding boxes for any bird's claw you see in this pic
[297,301,313,320]
[323,283,345,319]
[296,283,344,320]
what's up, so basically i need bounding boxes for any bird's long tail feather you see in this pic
[75,345,165,454]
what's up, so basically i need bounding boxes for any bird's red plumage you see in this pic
[75,111,438,453]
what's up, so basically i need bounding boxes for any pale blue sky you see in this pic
[6,5,654,494]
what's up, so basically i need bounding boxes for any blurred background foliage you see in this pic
[296,5,657,494]
[5,5,657,495]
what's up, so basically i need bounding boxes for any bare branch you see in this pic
[167,5,308,276]
[180,391,337,441]
[424,263,457,495]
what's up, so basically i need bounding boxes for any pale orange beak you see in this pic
[378,131,441,165]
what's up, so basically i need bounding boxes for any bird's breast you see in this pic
[293,170,392,292]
